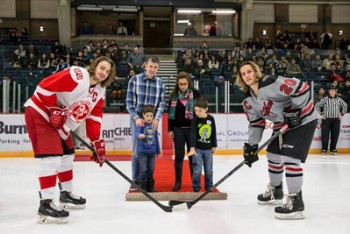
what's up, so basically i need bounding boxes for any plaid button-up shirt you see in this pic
[126,72,166,120]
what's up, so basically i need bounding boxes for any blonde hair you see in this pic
[236,61,262,92]
[87,56,116,88]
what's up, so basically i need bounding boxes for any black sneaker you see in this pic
[37,199,69,224]
[275,190,305,219]
[321,150,326,155]
[59,191,86,209]
[330,150,338,156]
[257,183,284,205]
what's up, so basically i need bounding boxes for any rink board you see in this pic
[1,113,350,157]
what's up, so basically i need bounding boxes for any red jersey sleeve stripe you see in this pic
[296,82,309,95]
[301,102,313,117]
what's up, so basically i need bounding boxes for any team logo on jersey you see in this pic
[68,101,92,123]
[74,68,83,80]
[243,100,252,110]
[260,99,273,116]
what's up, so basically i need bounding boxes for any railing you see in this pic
[0,72,326,115]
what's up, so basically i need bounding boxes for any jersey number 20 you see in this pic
[279,79,297,95]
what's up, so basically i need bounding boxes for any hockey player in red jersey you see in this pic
[24,56,116,223]
[236,61,320,219]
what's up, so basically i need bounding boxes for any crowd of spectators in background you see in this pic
[8,38,145,75]
[176,30,350,110]
[2,27,350,112]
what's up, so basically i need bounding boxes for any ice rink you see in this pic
[1,154,350,234]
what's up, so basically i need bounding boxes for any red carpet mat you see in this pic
[152,157,219,192]
[126,157,227,201]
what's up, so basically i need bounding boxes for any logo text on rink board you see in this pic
[0,121,27,134]
[101,127,132,138]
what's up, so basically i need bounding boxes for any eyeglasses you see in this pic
[178,82,188,86]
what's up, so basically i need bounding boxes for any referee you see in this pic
[315,85,348,156]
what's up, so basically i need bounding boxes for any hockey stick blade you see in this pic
[103,160,172,213]
[182,125,289,209]
[168,200,187,207]
[69,130,172,213]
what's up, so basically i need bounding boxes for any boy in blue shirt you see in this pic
[136,105,160,192]
[188,96,217,192]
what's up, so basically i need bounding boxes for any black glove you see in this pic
[243,143,259,168]
[284,108,301,128]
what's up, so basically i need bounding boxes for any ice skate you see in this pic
[330,150,338,158]
[275,190,305,220]
[37,199,69,224]
[257,183,283,205]
[59,191,86,209]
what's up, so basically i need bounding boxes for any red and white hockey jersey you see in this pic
[24,66,106,141]
[242,75,320,145]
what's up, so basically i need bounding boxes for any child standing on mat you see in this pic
[188,96,217,192]
[136,105,160,192]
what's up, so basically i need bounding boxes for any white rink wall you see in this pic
[1,113,350,154]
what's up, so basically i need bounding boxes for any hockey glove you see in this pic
[49,107,67,129]
[284,108,301,128]
[90,139,105,167]
[243,143,259,168]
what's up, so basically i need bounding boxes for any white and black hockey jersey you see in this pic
[242,75,320,145]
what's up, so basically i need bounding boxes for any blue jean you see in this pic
[138,152,156,183]
[192,148,213,192]
[130,117,140,181]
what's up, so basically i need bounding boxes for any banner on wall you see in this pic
[0,115,32,151]
[1,114,349,152]
[99,114,162,150]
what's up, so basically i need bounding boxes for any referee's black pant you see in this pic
[321,118,341,151]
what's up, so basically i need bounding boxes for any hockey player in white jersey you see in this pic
[236,61,320,219]
[24,56,116,223]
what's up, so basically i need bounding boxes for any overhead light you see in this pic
[177,9,201,14]
[79,5,97,8]
[97,5,117,10]
[177,20,190,24]
[212,10,236,14]
[113,7,138,12]
[117,6,138,9]
[174,33,184,36]
[77,5,102,11]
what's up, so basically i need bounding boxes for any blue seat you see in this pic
[117,63,129,77]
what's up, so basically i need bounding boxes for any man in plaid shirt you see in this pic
[126,56,166,190]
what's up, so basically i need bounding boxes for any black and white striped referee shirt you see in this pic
[314,96,348,118]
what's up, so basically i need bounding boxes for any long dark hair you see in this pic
[169,72,195,101]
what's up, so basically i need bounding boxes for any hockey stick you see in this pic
[168,124,289,209]
[69,130,172,213]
